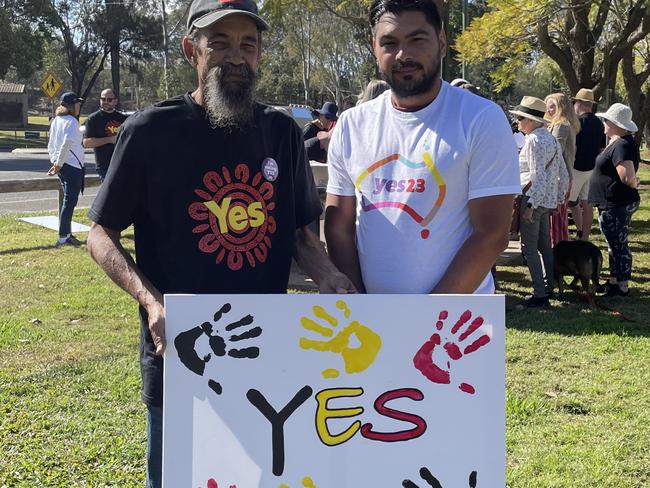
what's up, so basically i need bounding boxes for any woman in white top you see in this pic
[47,92,84,246]
[510,96,569,308]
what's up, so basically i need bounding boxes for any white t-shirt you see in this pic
[327,82,520,294]
[48,114,84,169]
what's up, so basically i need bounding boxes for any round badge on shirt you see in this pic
[261,157,279,182]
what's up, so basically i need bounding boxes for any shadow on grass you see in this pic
[0,234,134,256]
[505,291,649,337]
[0,243,61,254]
[497,264,649,337]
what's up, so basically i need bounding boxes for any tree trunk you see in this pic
[105,0,122,102]
[160,0,169,99]
[621,47,650,147]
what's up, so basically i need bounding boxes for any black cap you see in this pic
[187,0,269,33]
[60,92,83,104]
[311,102,338,121]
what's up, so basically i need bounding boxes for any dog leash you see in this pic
[593,299,638,323]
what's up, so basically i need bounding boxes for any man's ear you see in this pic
[182,36,198,67]
[438,28,448,59]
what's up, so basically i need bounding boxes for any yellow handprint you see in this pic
[299,300,382,378]
[279,477,317,488]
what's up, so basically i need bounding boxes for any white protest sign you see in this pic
[163,294,505,488]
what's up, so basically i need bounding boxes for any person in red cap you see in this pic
[86,1,355,486]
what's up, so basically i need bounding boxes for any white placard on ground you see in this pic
[163,294,505,488]
[19,216,90,233]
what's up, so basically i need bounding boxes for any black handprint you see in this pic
[174,303,261,395]
[402,467,477,488]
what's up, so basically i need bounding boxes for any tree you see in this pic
[621,40,650,145]
[0,0,50,80]
[456,0,650,103]
[44,0,110,103]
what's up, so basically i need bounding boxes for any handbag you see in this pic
[510,183,531,235]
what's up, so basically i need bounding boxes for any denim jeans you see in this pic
[598,201,640,281]
[56,164,83,238]
[96,166,108,182]
[146,405,163,488]
[519,197,554,297]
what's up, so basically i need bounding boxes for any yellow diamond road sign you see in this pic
[40,70,63,100]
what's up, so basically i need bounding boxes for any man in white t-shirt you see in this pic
[325,0,520,294]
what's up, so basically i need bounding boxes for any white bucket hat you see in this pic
[450,78,469,87]
[596,103,638,133]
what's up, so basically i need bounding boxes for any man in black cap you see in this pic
[303,101,338,162]
[86,1,354,486]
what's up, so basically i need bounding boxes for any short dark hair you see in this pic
[369,0,442,33]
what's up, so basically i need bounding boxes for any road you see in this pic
[0,151,99,214]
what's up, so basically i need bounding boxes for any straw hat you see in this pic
[509,96,548,124]
[573,88,595,103]
[595,103,638,133]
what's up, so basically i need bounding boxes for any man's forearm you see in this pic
[293,227,339,283]
[83,136,114,149]
[87,224,162,309]
[324,227,365,293]
[431,231,508,294]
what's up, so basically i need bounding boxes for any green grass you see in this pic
[1,169,649,486]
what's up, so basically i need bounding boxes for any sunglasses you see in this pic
[100,97,115,102]
[516,116,526,121]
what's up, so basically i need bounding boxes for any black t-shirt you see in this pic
[302,121,321,140]
[574,112,605,171]
[84,109,129,171]
[88,93,322,406]
[302,122,327,162]
[589,135,640,209]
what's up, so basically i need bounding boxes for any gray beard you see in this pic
[203,63,257,131]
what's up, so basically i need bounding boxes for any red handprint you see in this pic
[413,310,490,395]
[202,479,237,488]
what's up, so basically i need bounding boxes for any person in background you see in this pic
[303,102,337,138]
[545,92,579,247]
[458,82,480,95]
[303,102,338,162]
[82,88,129,181]
[571,88,606,240]
[512,119,526,154]
[588,103,641,297]
[511,96,568,308]
[357,79,390,105]
[47,91,85,247]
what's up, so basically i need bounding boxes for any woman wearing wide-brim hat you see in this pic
[588,103,641,297]
[510,96,569,308]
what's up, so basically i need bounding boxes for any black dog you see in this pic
[553,240,602,306]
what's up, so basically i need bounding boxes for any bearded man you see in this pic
[325,0,520,294]
[86,1,354,486]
